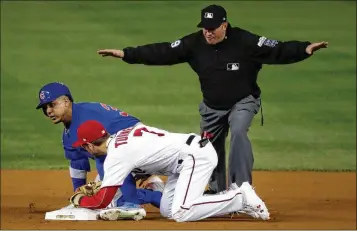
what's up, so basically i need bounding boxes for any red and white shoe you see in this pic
[239,182,270,220]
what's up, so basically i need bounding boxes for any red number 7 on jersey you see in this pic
[133,127,165,137]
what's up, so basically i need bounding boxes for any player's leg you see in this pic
[199,101,229,193]
[160,174,179,219]
[228,95,260,186]
[170,141,247,222]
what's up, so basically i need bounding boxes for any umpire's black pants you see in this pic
[199,95,261,192]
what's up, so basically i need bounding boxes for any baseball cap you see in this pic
[197,4,227,29]
[72,120,108,147]
[36,82,73,109]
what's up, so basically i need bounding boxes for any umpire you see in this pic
[97,4,328,193]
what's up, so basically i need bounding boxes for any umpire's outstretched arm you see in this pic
[241,29,327,64]
[98,35,194,66]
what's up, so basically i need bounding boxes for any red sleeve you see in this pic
[79,186,120,209]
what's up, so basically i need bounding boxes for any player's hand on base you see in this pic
[97,49,124,58]
[305,41,328,55]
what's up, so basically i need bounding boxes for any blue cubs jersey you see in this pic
[62,102,140,190]
[63,102,140,161]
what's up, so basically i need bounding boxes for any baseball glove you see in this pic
[69,192,86,207]
[69,181,102,207]
[75,181,102,196]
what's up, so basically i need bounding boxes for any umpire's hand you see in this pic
[97,49,124,58]
[305,41,328,55]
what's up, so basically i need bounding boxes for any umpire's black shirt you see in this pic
[122,25,311,110]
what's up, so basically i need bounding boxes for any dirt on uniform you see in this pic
[1,170,356,229]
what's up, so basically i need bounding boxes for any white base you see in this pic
[45,205,100,221]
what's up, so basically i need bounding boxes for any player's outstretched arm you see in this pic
[97,34,193,66]
[241,28,328,65]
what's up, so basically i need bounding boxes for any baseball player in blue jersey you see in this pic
[36,82,163,211]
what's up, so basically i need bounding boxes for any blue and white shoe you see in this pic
[116,202,143,208]
[99,204,146,221]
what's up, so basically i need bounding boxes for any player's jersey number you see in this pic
[133,127,165,137]
[114,127,165,148]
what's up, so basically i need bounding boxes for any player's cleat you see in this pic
[99,206,146,221]
[230,209,257,219]
[204,183,237,197]
[145,175,165,193]
[238,182,270,220]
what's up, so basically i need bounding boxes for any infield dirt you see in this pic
[1,170,355,229]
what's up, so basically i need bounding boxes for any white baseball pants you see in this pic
[160,135,244,222]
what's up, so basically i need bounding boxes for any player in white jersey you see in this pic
[69,120,270,222]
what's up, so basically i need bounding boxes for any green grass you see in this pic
[1,1,356,171]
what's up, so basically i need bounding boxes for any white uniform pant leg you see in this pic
[174,188,244,222]
[171,142,244,222]
[160,174,179,219]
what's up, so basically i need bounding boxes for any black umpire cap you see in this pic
[197,4,227,29]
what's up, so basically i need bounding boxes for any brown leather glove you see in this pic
[69,192,86,207]
[75,181,102,196]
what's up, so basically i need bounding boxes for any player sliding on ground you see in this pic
[69,120,270,222]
